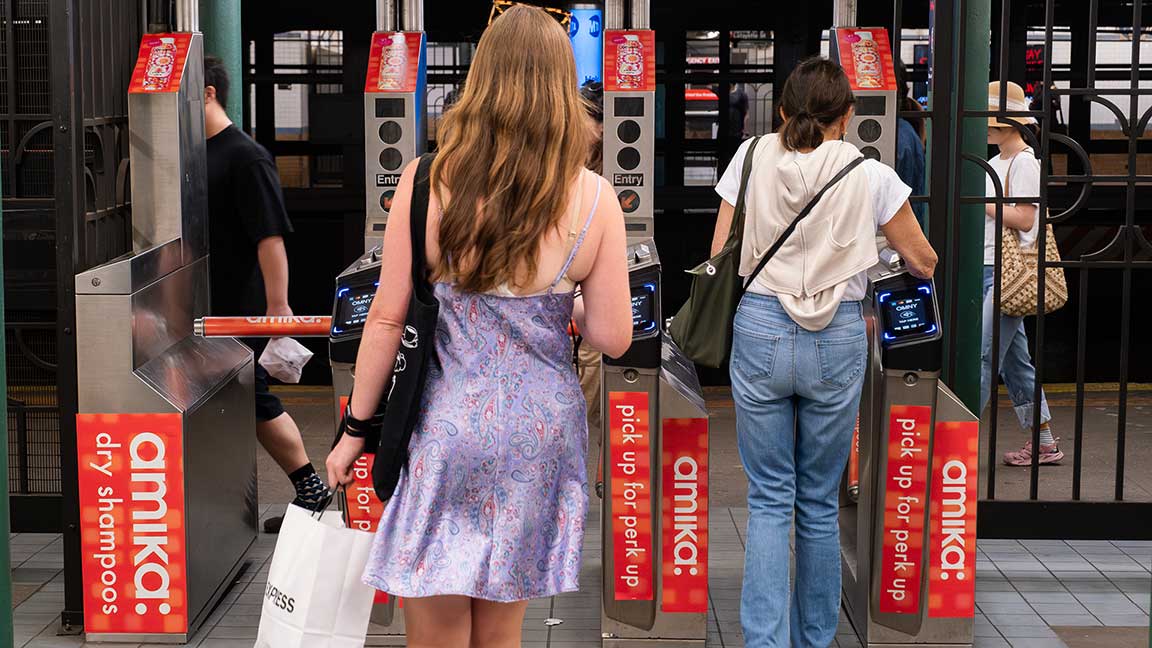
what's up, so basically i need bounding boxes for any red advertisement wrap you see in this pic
[196,316,331,338]
[928,420,979,618]
[660,418,709,613]
[609,391,653,600]
[835,28,898,91]
[878,405,931,615]
[77,413,188,635]
[604,30,656,92]
[365,31,422,93]
[339,397,391,606]
[129,34,193,94]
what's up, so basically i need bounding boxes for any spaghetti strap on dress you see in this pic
[362,174,603,602]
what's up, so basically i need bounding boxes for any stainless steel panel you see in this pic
[86,631,188,644]
[364,70,423,248]
[845,91,898,169]
[76,291,174,414]
[136,334,251,413]
[604,640,702,648]
[74,239,183,296]
[603,91,655,242]
[401,0,423,31]
[183,367,257,632]
[833,0,858,26]
[130,257,207,370]
[129,33,207,262]
[377,0,396,31]
[630,1,649,28]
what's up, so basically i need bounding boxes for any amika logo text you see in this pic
[78,413,187,634]
[938,459,968,581]
[243,316,326,324]
[129,433,174,615]
[671,457,700,576]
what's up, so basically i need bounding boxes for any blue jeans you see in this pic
[730,294,866,648]
[979,265,1052,429]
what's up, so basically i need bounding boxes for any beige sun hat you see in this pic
[988,80,1036,127]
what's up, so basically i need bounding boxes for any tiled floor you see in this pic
[11,508,1150,648]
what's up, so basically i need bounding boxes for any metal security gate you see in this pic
[0,0,141,629]
[960,0,1152,539]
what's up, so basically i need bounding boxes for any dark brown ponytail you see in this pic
[778,57,856,151]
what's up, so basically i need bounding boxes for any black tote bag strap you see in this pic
[741,156,866,293]
[409,154,435,286]
[725,136,762,249]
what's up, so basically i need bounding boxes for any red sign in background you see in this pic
[77,413,188,635]
[878,405,931,615]
[660,418,708,613]
[609,391,653,600]
[365,31,423,93]
[834,28,898,92]
[604,30,656,93]
[128,33,193,94]
[927,420,979,618]
[339,396,392,606]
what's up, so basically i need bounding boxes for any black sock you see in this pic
[288,463,330,507]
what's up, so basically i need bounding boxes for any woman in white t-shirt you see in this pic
[982,81,1059,466]
[710,58,936,648]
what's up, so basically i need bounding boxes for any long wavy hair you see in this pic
[431,5,592,293]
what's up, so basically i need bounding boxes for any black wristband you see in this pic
[342,402,382,439]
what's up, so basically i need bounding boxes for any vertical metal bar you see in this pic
[605,0,624,30]
[4,0,15,193]
[928,0,956,380]
[48,0,86,631]
[1029,0,1056,500]
[377,0,395,32]
[0,165,13,648]
[1115,0,1141,502]
[891,0,903,58]
[401,0,422,32]
[15,401,29,493]
[833,0,857,26]
[630,0,649,29]
[957,0,991,419]
[1072,269,1087,500]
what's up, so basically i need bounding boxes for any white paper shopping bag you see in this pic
[254,503,376,648]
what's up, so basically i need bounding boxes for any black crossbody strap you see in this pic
[741,156,866,293]
[725,136,762,249]
[409,154,435,284]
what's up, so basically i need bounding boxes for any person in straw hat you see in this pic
[981,80,1061,466]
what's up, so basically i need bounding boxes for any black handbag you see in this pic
[368,153,441,501]
[669,145,864,367]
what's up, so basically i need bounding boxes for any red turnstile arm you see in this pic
[194,316,332,338]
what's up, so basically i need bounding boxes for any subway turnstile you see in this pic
[601,242,709,648]
[839,254,979,648]
[73,26,258,643]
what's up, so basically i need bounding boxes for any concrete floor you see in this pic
[10,386,1151,648]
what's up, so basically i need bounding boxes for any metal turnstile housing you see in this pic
[74,32,257,643]
[602,241,709,647]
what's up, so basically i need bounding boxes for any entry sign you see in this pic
[927,420,979,618]
[609,391,654,600]
[879,405,931,615]
[77,413,188,635]
[661,418,708,613]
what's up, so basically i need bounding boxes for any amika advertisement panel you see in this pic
[927,420,979,618]
[339,396,391,606]
[365,31,423,94]
[660,417,708,613]
[833,28,898,91]
[878,405,931,615]
[604,30,656,93]
[609,391,654,601]
[129,34,194,94]
[77,413,188,635]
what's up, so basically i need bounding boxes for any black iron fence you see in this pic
[970,0,1151,539]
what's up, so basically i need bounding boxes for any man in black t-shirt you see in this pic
[204,57,328,532]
